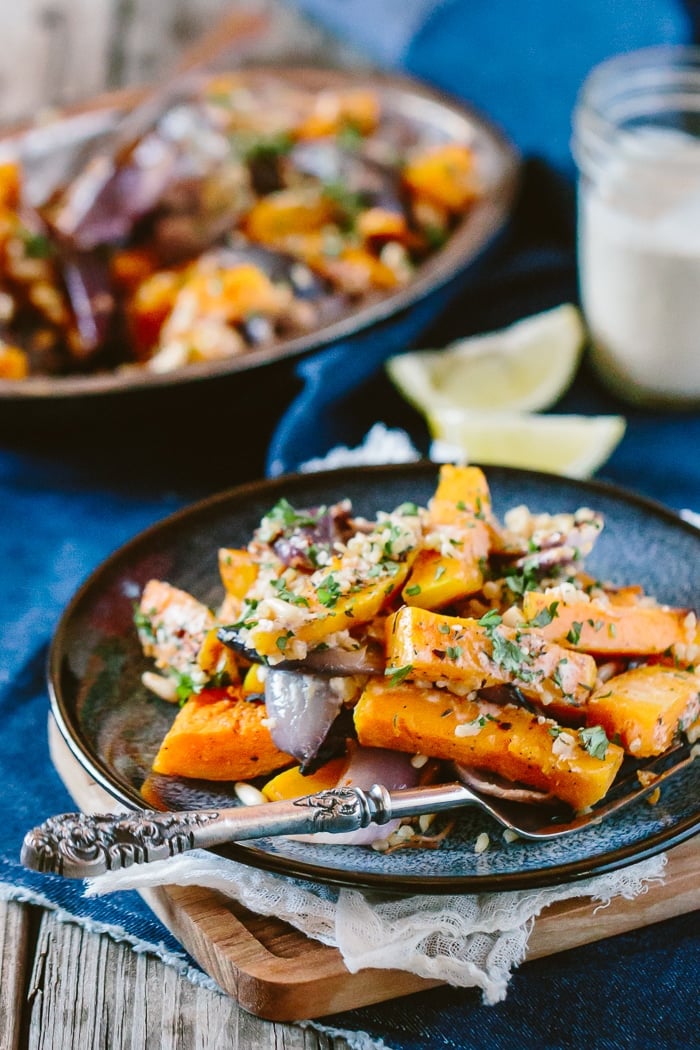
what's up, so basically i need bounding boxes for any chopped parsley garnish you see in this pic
[395,502,421,516]
[423,224,448,249]
[263,498,325,532]
[566,621,583,645]
[20,228,53,259]
[578,725,610,760]
[380,522,406,556]
[438,623,451,635]
[337,121,364,151]
[491,630,533,679]
[316,574,342,608]
[271,578,310,607]
[276,631,294,654]
[552,658,569,692]
[173,672,200,705]
[239,131,293,162]
[529,601,559,628]
[133,605,155,642]
[386,664,413,686]
[503,563,539,596]
[446,645,462,661]
[405,584,422,596]
[322,180,367,229]
[478,609,503,630]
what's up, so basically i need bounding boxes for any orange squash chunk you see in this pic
[402,465,491,609]
[218,547,259,599]
[427,464,492,524]
[354,679,624,811]
[386,605,597,720]
[152,687,292,781]
[249,556,413,661]
[587,664,700,757]
[403,143,480,212]
[0,161,20,209]
[294,88,380,139]
[243,189,335,245]
[0,344,28,379]
[262,755,349,801]
[522,590,694,656]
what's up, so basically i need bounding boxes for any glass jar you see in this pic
[573,46,700,407]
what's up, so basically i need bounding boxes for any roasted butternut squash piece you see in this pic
[243,189,335,245]
[402,143,480,212]
[428,464,492,523]
[306,244,401,293]
[242,663,268,697]
[587,664,700,756]
[196,628,241,684]
[294,88,380,139]
[152,687,292,780]
[357,207,409,247]
[128,269,184,356]
[249,559,412,660]
[0,161,20,209]
[402,465,491,609]
[354,679,624,811]
[137,580,217,679]
[262,755,349,801]
[386,605,597,719]
[0,343,28,379]
[219,547,259,599]
[522,589,695,656]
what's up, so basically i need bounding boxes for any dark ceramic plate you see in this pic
[49,463,700,893]
[0,67,518,418]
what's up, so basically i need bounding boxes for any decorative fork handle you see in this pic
[20,783,476,879]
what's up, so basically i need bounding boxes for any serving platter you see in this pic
[48,462,700,894]
[0,67,518,413]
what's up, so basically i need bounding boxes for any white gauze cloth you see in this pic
[85,425,675,1004]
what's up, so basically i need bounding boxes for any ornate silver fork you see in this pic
[21,744,695,879]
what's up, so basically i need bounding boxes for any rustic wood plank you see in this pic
[0,898,34,1050]
[22,908,353,1049]
[0,1,361,128]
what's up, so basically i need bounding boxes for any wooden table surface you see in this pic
[1,898,356,1050]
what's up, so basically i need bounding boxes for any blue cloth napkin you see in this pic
[1,2,699,1048]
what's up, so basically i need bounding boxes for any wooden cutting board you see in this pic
[48,719,699,1022]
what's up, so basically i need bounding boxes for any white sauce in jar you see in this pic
[578,127,700,406]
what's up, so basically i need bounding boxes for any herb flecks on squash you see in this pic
[354,678,623,811]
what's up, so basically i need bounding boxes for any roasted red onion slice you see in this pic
[454,763,558,806]
[264,670,344,766]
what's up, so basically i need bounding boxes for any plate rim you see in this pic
[48,462,700,894]
[0,66,519,404]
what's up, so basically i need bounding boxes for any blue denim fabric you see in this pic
[324,909,700,1049]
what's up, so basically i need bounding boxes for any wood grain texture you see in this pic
[0,899,33,1050]
[22,908,353,1049]
[48,717,700,1022]
[0,0,360,128]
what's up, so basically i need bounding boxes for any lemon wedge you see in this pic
[386,304,586,415]
[428,409,626,479]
